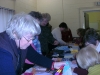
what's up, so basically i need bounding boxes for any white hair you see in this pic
[6,13,41,39]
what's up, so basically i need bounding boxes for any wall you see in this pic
[0,0,14,9]
[0,0,37,13]
[0,0,100,36]
[15,0,37,13]
[37,0,63,29]
[37,0,99,37]
[0,0,37,32]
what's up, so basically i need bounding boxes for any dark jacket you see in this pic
[0,31,53,75]
[39,26,55,54]
[0,31,27,75]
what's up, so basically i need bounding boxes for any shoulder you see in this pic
[88,64,100,75]
[0,47,12,58]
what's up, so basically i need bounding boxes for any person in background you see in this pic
[84,28,100,53]
[75,28,85,48]
[72,28,100,75]
[61,22,73,43]
[75,28,83,44]
[52,22,70,45]
[76,45,100,75]
[0,13,65,75]
[39,13,59,56]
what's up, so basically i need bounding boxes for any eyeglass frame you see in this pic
[23,36,35,42]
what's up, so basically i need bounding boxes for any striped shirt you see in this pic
[88,64,100,75]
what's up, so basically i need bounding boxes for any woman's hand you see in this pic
[53,62,66,69]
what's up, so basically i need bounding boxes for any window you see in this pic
[0,6,15,32]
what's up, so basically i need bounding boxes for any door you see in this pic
[84,12,89,29]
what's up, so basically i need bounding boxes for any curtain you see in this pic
[0,7,15,32]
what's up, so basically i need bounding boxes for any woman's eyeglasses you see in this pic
[23,36,35,42]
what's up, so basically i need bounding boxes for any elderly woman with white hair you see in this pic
[0,13,65,75]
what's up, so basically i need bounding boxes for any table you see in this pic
[51,43,79,75]
[22,66,52,75]
[52,43,79,59]
[22,62,78,75]
[22,43,79,75]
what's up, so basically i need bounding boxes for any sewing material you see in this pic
[54,65,64,75]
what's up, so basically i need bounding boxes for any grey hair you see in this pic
[42,13,51,21]
[6,13,41,39]
[76,45,100,69]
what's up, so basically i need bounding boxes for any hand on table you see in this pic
[53,40,59,45]
[53,62,66,69]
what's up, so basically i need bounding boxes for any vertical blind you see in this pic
[0,6,15,32]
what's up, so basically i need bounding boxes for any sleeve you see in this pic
[26,46,54,69]
[73,67,88,75]
[52,28,66,45]
[0,48,16,75]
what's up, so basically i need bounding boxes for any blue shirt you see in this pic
[32,36,42,54]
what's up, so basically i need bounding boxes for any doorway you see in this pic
[84,12,89,29]
[79,7,100,30]
[84,11,100,30]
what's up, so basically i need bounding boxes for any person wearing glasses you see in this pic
[0,13,65,75]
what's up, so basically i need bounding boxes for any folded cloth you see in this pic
[55,46,69,51]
